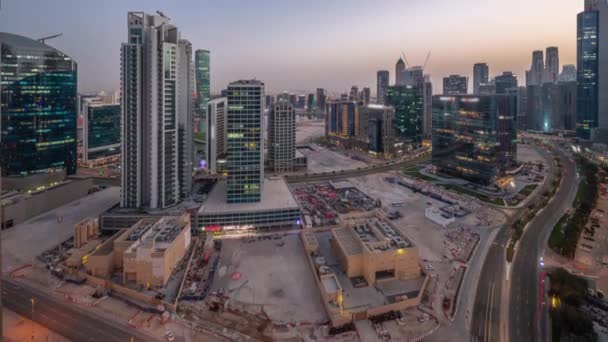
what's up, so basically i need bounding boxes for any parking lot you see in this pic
[291,180,379,227]
[209,234,327,323]
[298,144,368,173]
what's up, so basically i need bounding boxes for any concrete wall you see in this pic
[2,177,95,228]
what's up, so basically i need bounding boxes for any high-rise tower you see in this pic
[120,12,192,209]
[226,80,265,203]
[377,70,390,104]
[473,63,489,94]
[526,50,544,86]
[544,47,560,83]
[269,101,296,172]
[195,50,210,143]
[577,0,608,140]
[0,33,78,190]
[395,58,406,85]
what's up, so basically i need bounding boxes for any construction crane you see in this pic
[38,34,63,44]
[422,52,431,72]
[401,51,410,69]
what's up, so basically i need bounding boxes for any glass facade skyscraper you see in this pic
[385,85,423,145]
[432,95,517,185]
[577,10,599,140]
[195,49,210,140]
[226,80,264,203]
[83,104,121,161]
[0,32,77,179]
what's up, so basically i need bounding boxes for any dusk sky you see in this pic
[0,0,583,95]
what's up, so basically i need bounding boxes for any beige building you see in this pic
[123,215,191,288]
[74,217,99,248]
[85,214,191,289]
[302,215,426,326]
[331,217,420,286]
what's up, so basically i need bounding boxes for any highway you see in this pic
[470,142,570,342]
[2,277,160,342]
[509,145,578,342]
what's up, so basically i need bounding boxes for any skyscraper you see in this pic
[385,85,423,146]
[269,101,296,172]
[178,40,194,198]
[195,50,210,140]
[349,86,359,101]
[432,95,517,185]
[423,77,433,138]
[206,98,228,173]
[316,88,327,113]
[396,58,406,85]
[307,93,315,111]
[495,72,518,95]
[526,50,544,86]
[443,75,468,95]
[473,63,489,94]
[326,101,359,143]
[360,105,395,158]
[577,2,603,140]
[82,103,121,162]
[226,80,264,203]
[543,47,560,83]
[377,70,390,105]
[120,12,192,209]
[362,87,371,106]
[0,33,77,189]
[297,95,306,109]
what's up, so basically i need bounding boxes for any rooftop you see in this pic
[198,177,300,215]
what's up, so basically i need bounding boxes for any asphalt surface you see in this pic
[470,143,572,342]
[2,277,160,342]
[509,145,578,342]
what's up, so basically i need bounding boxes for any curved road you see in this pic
[509,145,578,342]
[470,143,575,342]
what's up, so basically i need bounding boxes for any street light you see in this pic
[30,297,35,341]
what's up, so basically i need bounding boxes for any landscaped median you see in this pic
[548,156,602,258]
[505,148,563,262]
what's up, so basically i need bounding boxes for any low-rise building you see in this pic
[198,177,301,232]
[86,214,191,289]
[123,215,192,288]
[302,214,426,326]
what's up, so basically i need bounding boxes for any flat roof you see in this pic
[199,177,300,215]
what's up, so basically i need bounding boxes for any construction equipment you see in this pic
[401,51,410,68]
[422,51,431,72]
[38,34,62,44]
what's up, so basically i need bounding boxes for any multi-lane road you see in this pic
[2,277,159,342]
[470,142,577,342]
[509,145,578,342]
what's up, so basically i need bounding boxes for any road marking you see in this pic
[488,282,495,342]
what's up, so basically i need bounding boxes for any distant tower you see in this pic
[316,88,327,113]
[121,12,191,209]
[543,47,559,83]
[177,40,194,198]
[269,101,296,172]
[495,72,518,95]
[349,86,359,101]
[526,50,544,86]
[377,70,390,104]
[362,87,371,105]
[443,75,468,95]
[395,58,406,85]
[226,80,265,203]
[473,63,489,94]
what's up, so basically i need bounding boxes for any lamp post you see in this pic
[31,297,35,341]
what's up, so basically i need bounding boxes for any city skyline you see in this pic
[0,0,582,94]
